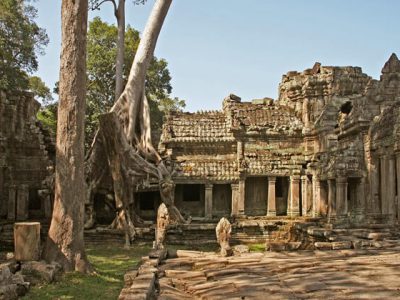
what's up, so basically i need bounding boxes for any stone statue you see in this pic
[155,203,170,250]
[216,217,233,257]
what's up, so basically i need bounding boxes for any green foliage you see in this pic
[248,243,266,252]
[29,76,53,104]
[37,102,57,133]
[23,243,152,300]
[86,17,185,148]
[0,0,49,90]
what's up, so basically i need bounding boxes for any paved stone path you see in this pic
[157,248,400,299]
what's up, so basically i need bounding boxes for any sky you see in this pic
[33,0,400,112]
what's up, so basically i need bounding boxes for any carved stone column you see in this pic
[238,178,245,216]
[354,178,366,221]
[231,183,239,217]
[380,155,389,215]
[0,168,5,218]
[388,156,396,219]
[288,176,300,217]
[369,157,380,214]
[301,175,310,216]
[16,184,29,221]
[312,176,321,217]
[327,179,336,222]
[336,177,347,216]
[319,181,328,217]
[267,176,276,216]
[396,153,400,219]
[7,185,16,221]
[205,183,213,219]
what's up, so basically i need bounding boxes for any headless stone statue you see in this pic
[216,217,233,257]
[155,203,170,250]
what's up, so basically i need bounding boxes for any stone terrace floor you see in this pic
[157,248,400,299]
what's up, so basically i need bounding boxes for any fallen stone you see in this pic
[314,242,332,250]
[266,242,286,252]
[232,245,250,254]
[123,270,138,288]
[287,242,302,251]
[20,261,61,285]
[0,264,29,300]
[331,241,352,250]
[368,232,391,241]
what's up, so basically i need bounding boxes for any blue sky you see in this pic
[34,0,400,112]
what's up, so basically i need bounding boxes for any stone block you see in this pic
[266,242,286,252]
[20,261,61,285]
[368,232,390,241]
[233,244,250,254]
[314,242,332,250]
[287,242,302,251]
[331,241,352,250]
[14,222,40,261]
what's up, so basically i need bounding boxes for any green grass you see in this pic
[248,243,266,252]
[23,243,152,300]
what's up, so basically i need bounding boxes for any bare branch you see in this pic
[89,0,117,13]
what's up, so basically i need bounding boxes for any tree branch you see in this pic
[89,0,117,13]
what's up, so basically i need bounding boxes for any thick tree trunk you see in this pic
[44,0,91,273]
[85,0,186,230]
[114,0,125,101]
[99,113,135,246]
[111,0,173,144]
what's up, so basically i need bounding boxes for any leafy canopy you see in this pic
[0,0,49,90]
[86,17,185,147]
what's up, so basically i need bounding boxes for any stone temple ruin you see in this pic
[1,54,400,246]
[0,91,54,224]
[154,53,400,227]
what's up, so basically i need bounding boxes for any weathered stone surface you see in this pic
[232,244,250,254]
[0,264,29,300]
[314,242,332,250]
[157,248,400,299]
[215,217,232,257]
[20,261,61,285]
[14,222,40,261]
[331,241,352,250]
[154,204,169,250]
[0,91,54,225]
[266,241,286,252]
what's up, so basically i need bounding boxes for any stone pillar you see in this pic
[388,156,396,219]
[369,158,380,214]
[327,179,336,222]
[396,153,400,219]
[14,222,41,261]
[312,176,321,217]
[42,192,53,219]
[301,175,310,216]
[355,178,366,218]
[205,183,213,219]
[16,184,29,221]
[380,155,389,215]
[336,177,347,216]
[0,168,5,218]
[238,179,245,216]
[288,176,300,217]
[267,176,276,216]
[7,185,17,221]
[231,183,239,217]
[319,182,328,217]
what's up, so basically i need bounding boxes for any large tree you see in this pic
[0,0,48,90]
[89,0,147,101]
[86,17,183,149]
[86,0,185,246]
[44,0,91,273]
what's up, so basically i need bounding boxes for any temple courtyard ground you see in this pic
[158,247,400,299]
